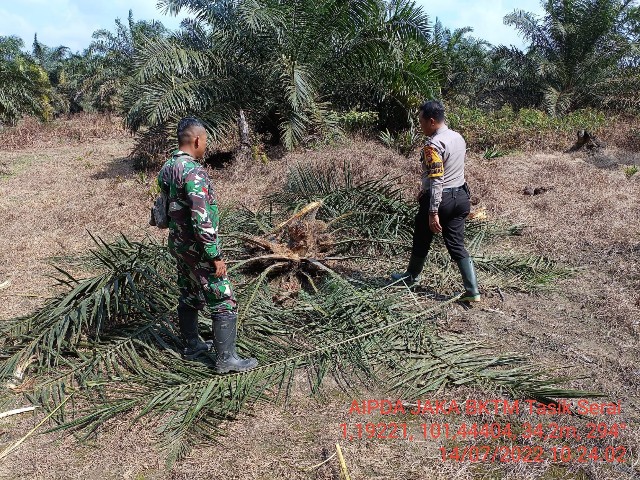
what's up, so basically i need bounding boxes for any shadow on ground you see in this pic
[91,156,137,180]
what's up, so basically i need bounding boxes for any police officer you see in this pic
[391,100,480,302]
[157,117,258,373]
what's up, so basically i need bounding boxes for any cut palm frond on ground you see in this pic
[225,163,565,296]
[0,164,586,465]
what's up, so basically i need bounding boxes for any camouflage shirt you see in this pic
[157,150,222,260]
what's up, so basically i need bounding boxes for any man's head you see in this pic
[177,117,208,159]
[418,100,445,136]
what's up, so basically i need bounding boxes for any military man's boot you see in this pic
[211,311,258,374]
[455,257,481,302]
[390,254,427,286]
[177,302,212,360]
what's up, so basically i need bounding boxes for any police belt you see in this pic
[423,183,469,197]
[442,183,467,193]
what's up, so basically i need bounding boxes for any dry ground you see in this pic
[0,124,639,480]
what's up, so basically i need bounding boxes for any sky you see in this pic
[0,0,545,52]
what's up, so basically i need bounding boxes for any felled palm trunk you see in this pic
[569,130,605,152]
[236,201,334,271]
[237,109,251,160]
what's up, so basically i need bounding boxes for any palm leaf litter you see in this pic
[0,162,594,464]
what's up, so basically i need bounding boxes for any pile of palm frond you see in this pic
[222,162,569,296]
[0,164,589,465]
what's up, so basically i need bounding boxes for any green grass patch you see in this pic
[447,105,607,152]
[0,155,38,180]
[624,165,638,178]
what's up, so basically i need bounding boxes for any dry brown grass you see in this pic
[1,114,128,152]
[599,115,640,152]
[0,138,163,319]
[1,127,639,480]
[210,140,421,210]
[467,149,640,334]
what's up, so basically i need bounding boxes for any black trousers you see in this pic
[412,186,470,261]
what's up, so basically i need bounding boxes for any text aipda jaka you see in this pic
[348,399,621,416]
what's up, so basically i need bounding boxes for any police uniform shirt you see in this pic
[420,125,466,213]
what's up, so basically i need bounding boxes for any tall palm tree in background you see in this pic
[88,11,168,114]
[3,0,639,133]
[429,19,493,107]
[503,0,640,115]
[31,34,82,114]
[0,36,53,125]
[16,12,169,117]
[125,0,441,150]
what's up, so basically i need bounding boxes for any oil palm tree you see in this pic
[125,0,440,155]
[503,0,640,114]
[0,36,53,124]
[429,19,493,107]
[87,10,168,113]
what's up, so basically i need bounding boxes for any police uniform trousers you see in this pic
[412,184,470,261]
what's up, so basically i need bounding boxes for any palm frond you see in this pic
[20,275,593,466]
[264,162,415,254]
[1,167,589,466]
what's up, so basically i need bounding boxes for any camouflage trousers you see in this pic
[169,236,237,314]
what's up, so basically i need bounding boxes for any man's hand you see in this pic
[429,213,442,233]
[213,258,227,278]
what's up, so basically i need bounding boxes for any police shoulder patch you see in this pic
[423,145,444,178]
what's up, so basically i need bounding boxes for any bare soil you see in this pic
[0,128,639,480]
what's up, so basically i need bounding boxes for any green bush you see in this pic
[624,165,638,178]
[446,105,607,152]
[335,110,379,133]
[379,127,422,157]
[482,145,509,159]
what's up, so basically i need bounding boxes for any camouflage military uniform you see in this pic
[157,150,236,314]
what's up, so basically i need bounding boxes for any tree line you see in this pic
[1,0,639,151]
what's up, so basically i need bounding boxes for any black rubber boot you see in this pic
[390,254,427,286]
[177,302,212,360]
[212,311,258,374]
[455,257,481,302]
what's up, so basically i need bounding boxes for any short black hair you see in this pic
[419,100,445,122]
[177,117,205,145]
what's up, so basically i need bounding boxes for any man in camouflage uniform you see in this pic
[391,100,481,302]
[157,117,258,373]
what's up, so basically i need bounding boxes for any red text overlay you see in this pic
[347,399,621,416]
[339,422,627,442]
[340,399,629,464]
[438,445,627,463]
